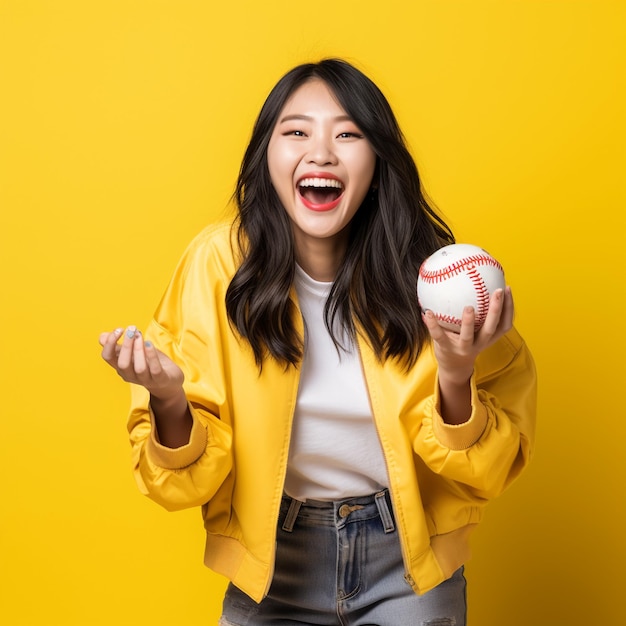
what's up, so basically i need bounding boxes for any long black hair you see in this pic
[226,58,454,369]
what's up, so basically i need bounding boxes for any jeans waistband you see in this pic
[281,489,395,534]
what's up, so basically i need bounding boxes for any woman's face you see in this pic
[267,79,376,277]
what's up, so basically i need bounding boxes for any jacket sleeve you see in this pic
[413,327,537,499]
[128,387,233,512]
[126,229,235,512]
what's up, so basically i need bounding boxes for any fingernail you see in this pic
[114,328,123,336]
[126,326,137,338]
[144,341,152,348]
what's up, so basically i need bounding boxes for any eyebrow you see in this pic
[278,114,354,124]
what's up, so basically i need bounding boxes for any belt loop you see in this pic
[282,497,303,532]
[375,491,395,533]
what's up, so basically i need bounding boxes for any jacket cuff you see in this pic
[432,373,489,450]
[146,402,209,469]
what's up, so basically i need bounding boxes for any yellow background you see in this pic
[1,1,624,624]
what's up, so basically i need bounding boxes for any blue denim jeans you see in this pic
[219,490,466,625]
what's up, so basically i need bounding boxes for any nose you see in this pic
[305,133,338,166]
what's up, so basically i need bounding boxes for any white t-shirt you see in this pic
[284,265,389,501]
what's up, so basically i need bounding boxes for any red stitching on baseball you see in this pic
[467,266,490,330]
[418,253,503,283]
[434,313,463,327]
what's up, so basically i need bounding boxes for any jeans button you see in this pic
[338,504,352,518]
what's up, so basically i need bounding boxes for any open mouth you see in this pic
[297,177,344,210]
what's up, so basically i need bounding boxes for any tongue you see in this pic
[301,187,341,205]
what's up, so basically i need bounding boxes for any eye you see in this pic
[337,131,364,139]
[283,129,307,137]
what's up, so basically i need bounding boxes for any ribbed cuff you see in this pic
[146,403,209,469]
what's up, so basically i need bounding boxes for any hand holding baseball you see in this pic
[417,243,514,383]
[417,244,506,332]
[423,285,514,382]
[422,286,514,425]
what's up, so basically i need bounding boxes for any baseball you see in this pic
[417,243,505,332]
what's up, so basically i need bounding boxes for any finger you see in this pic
[132,331,148,376]
[458,306,476,343]
[422,310,448,342]
[99,329,121,348]
[100,328,124,362]
[480,289,505,336]
[499,286,515,331]
[144,340,164,377]
[117,325,138,370]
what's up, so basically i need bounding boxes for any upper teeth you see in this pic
[299,178,343,189]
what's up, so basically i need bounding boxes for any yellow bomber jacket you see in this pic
[128,222,537,603]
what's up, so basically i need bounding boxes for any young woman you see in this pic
[100,59,536,625]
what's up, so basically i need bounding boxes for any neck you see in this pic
[294,236,347,282]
